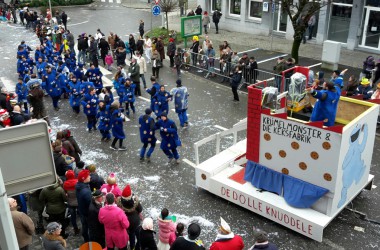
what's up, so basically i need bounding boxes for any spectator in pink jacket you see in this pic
[157,208,176,250]
[99,193,130,250]
[105,52,114,71]
[101,173,122,198]
[168,222,185,246]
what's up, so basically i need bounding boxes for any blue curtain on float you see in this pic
[244,161,283,195]
[244,160,329,209]
[283,175,329,208]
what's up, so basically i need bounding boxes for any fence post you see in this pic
[215,132,221,154]
[194,143,199,166]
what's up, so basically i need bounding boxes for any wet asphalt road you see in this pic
[1,4,380,250]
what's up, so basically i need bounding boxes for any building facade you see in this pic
[197,0,380,53]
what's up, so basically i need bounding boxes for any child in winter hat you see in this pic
[100,172,122,198]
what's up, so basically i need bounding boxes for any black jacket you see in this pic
[61,13,67,23]
[77,37,88,51]
[170,236,206,250]
[98,39,110,54]
[136,226,157,250]
[89,172,105,191]
[53,151,68,177]
[88,199,105,247]
[230,71,243,88]
[120,196,143,233]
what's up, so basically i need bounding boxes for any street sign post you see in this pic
[152,5,161,16]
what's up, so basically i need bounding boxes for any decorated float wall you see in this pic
[333,108,378,211]
[246,86,379,216]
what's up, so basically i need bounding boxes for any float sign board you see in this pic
[0,121,57,196]
[181,15,202,38]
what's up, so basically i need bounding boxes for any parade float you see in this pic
[193,67,379,241]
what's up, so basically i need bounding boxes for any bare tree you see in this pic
[160,0,178,32]
[278,0,331,63]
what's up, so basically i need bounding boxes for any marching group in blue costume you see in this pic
[14,38,189,163]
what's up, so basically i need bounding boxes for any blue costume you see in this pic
[153,90,172,117]
[80,81,95,95]
[68,79,82,113]
[74,64,85,80]
[57,72,69,96]
[44,68,61,109]
[354,84,373,100]
[96,104,112,140]
[155,115,181,161]
[36,61,47,79]
[139,111,157,160]
[310,88,340,126]
[85,67,103,93]
[16,81,29,112]
[146,82,160,110]
[34,50,45,62]
[124,83,136,116]
[170,84,189,127]
[81,93,99,130]
[111,109,126,139]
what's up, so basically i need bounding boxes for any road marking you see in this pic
[183,158,197,168]
[98,65,112,76]
[214,125,228,131]
[0,77,15,92]
[237,48,260,55]
[68,20,89,27]
[102,77,113,87]
[308,62,322,69]
[138,96,151,102]
[257,54,288,64]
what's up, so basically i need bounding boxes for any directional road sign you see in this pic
[152,5,161,16]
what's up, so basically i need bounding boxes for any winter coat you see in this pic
[99,204,130,248]
[137,56,147,74]
[210,234,244,250]
[81,93,99,116]
[212,11,222,23]
[119,196,143,233]
[129,37,136,50]
[310,89,340,126]
[155,118,180,150]
[53,151,69,177]
[98,39,110,56]
[136,226,157,250]
[248,242,279,250]
[170,236,206,250]
[10,207,35,248]
[39,183,67,215]
[111,109,126,139]
[68,80,82,107]
[89,172,105,191]
[10,111,26,126]
[16,82,28,101]
[41,232,66,250]
[129,62,140,83]
[78,37,88,51]
[167,42,176,57]
[170,86,189,112]
[116,48,127,66]
[153,90,172,117]
[64,133,82,162]
[100,183,122,198]
[190,41,199,54]
[75,181,92,217]
[96,105,112,131]
[168,231,179,246]
[88,199,105,247]
[202,15,210,26]
[355,84,374,100]
[230,71,243,88]
[63,174,78,207]
[139,114,157,144]
[105,55,114,65]
[156,40,165,60]
[158,216,176,244]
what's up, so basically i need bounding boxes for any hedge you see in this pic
[19,0,92,8]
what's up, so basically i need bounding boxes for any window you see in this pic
[229,0,241,15]
[249,0,263,20]
[212,0,222,11]
[327,2,352,43]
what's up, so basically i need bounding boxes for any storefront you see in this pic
[198,0,380,53]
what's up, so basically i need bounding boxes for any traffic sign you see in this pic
[154,0,160,4]
[152,5,161,16]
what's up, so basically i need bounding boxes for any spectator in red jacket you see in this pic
[210,217,244,250]
[63,170,80,235]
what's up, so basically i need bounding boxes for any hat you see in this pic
[92,189,104,198]
[65,170,75,180]
[107,173,117,185]
[169,38,174,43]
[253,227,268,243]
[46,222,61,234]
[88,164,96,173]
[361,78,370,85]
[377,83,380,89]
[161,112,168,118]
[78,169,90,182]
[220,217,231,234]
[0,109,8,116]
[188,223,201,240]
[122,185,132,199]
[142,218,154,230]
[145,108,152,115]
[176,79,182,86]
[193,36,199,42]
